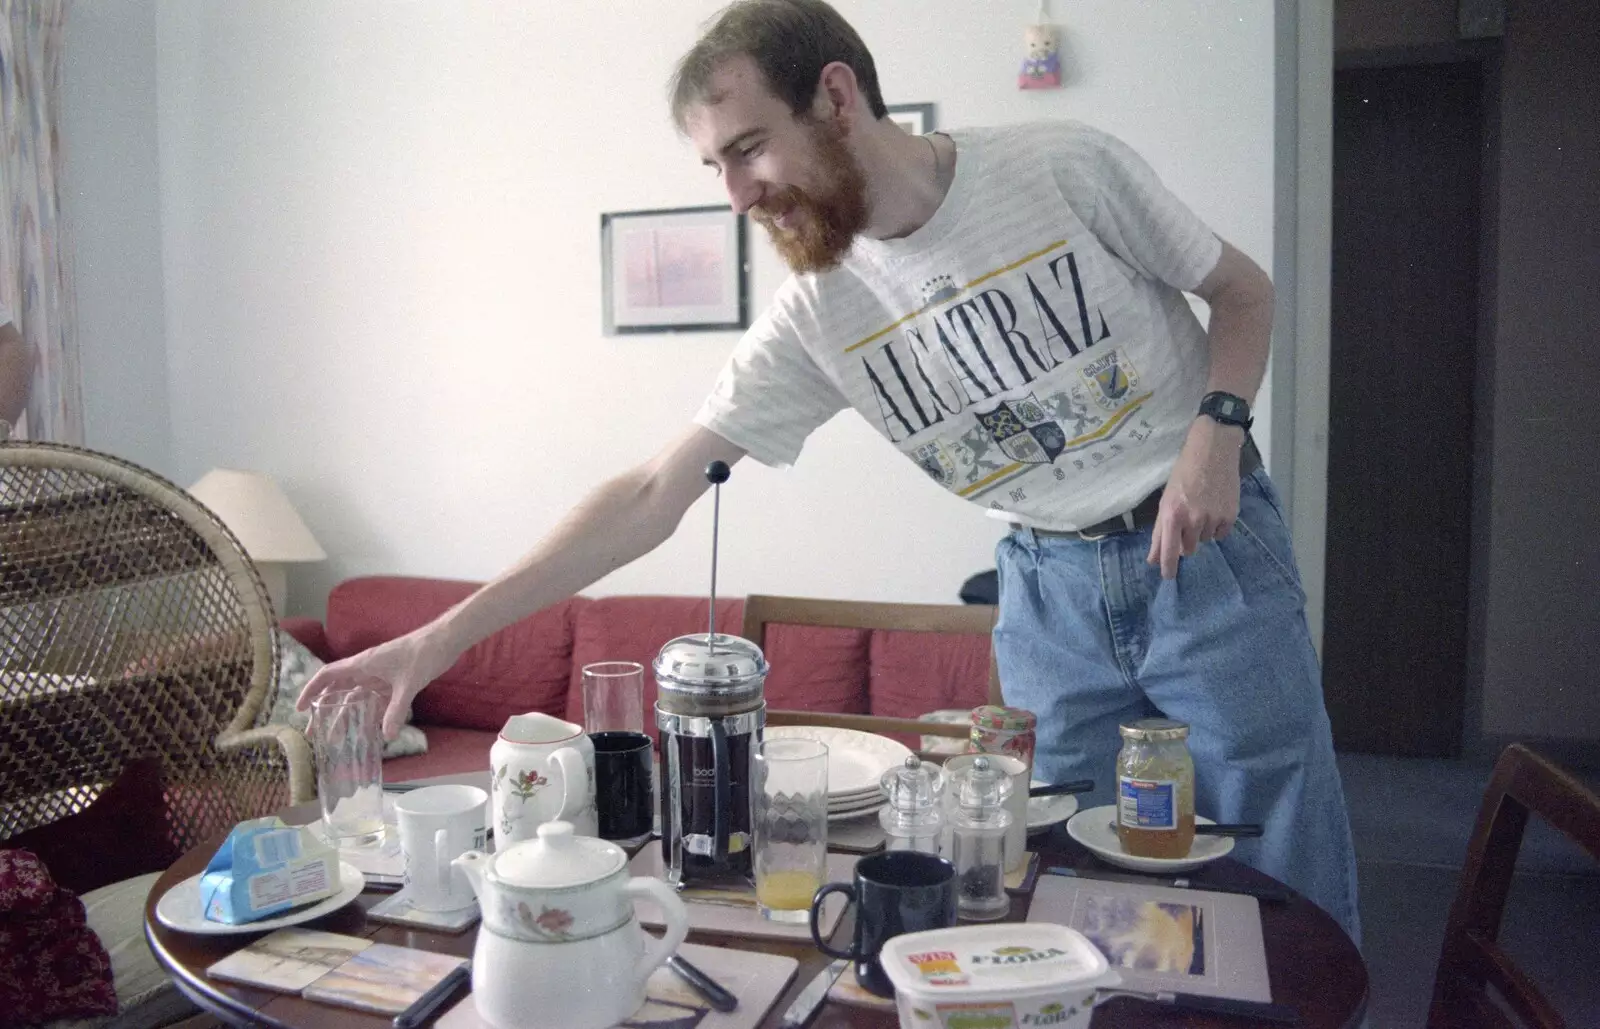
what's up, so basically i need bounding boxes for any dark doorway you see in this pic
[1323,59,1484,757]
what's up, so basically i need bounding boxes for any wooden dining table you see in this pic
[145,772,1367,1029]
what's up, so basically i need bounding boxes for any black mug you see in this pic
[590,731,654,845]
[809,850,959,997]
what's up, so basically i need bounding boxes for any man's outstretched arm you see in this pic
[297,423,747,737]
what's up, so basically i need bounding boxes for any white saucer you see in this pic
[155,861,365,935]
[1025,780,1080,833]
[1065,805,1234,873]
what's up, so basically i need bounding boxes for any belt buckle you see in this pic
[1077,511,1138,542]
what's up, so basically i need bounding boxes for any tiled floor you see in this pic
[1358,859,1600,1026]
[1340,752,1600,1027]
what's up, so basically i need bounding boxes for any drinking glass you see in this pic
[309,685,386,846]
[581,661,646,735]
[753,737,829,923]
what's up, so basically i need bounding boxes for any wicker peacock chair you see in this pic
[0,437,315,862]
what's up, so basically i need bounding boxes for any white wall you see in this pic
[61,1,170,474]
[137,0,1274,616]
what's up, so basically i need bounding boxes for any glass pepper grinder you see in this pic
[878,755,944,855]
[948,755,1012,921]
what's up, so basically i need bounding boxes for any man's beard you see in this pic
[751,119,868,275]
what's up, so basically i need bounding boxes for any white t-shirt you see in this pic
[694,120,1222,531]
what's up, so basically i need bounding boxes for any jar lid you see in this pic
[653,633,768,690]
[1119,717,1190,741]
[969,705,1037,732]
[490,820,624,889]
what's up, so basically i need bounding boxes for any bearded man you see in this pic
[300,0,1361,945]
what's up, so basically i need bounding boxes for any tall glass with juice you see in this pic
[1116,718,1195,860]
[752,737,829,922]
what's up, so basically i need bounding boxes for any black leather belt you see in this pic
[1017,436,1263,542]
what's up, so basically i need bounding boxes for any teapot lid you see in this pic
[653,633,768,689]
[492,821,624,888]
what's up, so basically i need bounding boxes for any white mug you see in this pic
[942,752,1029,874]
[394,784,489,912]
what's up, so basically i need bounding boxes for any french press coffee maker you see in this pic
[654,462,769,888]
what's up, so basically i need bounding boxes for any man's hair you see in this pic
[668,0,888,131]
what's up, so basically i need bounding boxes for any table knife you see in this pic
[1106,819,1263,837]
[668,954,738,1013]
[779,957,849,1028]
[1103,988,1300,1025]
[1044,864,1292,904]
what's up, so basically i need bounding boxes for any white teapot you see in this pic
[453,821,689,1029]
[490,712,597,842]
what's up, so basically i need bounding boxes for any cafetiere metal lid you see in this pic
[653,633,768,692]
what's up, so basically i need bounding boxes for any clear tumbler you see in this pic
[309,685,386,846]
[581,661,646,735]
[753,737,829,923]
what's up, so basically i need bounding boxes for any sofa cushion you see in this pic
[45,871,198,1029]
[867,629,992,721]
[760,624,871,716]
[3,759,178,897]
[567,597,745,734]
[0,850,117,1024]
[382,727,499,781]
[325,577,579,732]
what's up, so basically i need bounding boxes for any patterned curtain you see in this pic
[0,0,80,443]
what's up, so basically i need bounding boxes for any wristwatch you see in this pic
[1198,391,1253,431]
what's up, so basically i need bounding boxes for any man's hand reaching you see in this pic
[1147,417,1244,580]
[295,630,450,741]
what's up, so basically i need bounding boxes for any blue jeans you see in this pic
[994,467,1362,946]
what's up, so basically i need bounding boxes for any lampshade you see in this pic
[187,468,326,563]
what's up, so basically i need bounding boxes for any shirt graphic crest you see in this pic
[975,392,1068,464]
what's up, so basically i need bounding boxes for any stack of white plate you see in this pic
[765,725,913,821]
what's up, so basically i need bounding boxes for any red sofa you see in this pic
[281,576,992,780]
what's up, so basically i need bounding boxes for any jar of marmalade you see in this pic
[968,706,1037,773]
[1116,718,1195,860]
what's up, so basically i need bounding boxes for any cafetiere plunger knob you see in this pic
[705,460,731,484]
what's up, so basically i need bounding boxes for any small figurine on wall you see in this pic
[1018,4,1062,90]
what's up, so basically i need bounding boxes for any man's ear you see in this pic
[811,61,862,128]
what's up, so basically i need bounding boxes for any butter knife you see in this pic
[779,957,849,1028]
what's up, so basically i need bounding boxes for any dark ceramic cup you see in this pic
[809,850,959,997]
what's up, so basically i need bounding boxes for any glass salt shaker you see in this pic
[948,756,1012,921]
[879,755,944,855]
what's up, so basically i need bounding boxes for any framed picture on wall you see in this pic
[886,102,936,135]
[600,205,749,334]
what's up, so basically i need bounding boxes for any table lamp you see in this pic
[187,468,326,615]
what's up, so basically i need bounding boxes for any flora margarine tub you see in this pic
[878,923,1121,1029]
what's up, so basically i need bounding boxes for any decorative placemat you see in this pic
[433,941,798,1029]
[627,847,857,942]
[366,889,480,934]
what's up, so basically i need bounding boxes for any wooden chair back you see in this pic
[740,594,1001,751]
[1428,743,1600,1028]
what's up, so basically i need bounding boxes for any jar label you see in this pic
[1118,777,1176,829]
